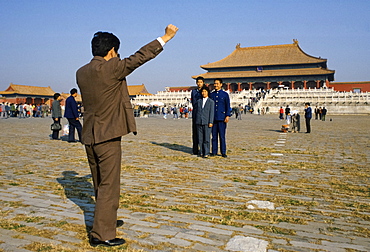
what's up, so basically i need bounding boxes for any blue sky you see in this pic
[1,0,369,93]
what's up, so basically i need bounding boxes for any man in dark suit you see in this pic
[195,86,214,158]
[76,24,178,247]
[190,76,205,155]
[304,102,312,133]
[210,78,231,157]
[64,88,82,143]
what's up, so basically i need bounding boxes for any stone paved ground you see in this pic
[0,114,369,252]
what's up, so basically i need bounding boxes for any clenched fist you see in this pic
[161,24,179,43]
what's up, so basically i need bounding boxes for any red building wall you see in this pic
[329,81,370,92]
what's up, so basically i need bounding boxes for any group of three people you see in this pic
[191,77,231,158]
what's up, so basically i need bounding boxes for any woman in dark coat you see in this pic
[51,93,62,140]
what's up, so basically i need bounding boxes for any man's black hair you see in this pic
[214,78,223,84]
[53,93,61,100]
[196,76,204,82]
[70,88,78,95]
[91,31,120,57]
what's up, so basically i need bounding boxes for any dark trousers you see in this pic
[85,137,122,241]
[67,118,82,142]
[212,120,227,155]
[192,119,199,154]
[305,117,311,133]
[52,117,61,139]
[197,124,212,156]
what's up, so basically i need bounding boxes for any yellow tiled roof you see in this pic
[128,84,152,96]
[201,42,326,69]
[61,93,82,102]
[192,68,334,79]
[0,83,55,96]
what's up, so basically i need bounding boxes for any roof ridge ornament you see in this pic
[236,43,241,49]
[293,39,299,45]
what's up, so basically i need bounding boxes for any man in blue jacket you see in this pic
[210,79,231,157]
[64,88,82,142]
[304,102,312,133]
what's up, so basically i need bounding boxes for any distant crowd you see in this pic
[0,102,84,119]
[0,102,50,118]
[135,105,193,119]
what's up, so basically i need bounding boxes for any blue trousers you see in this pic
[67,118,82,142]
[211,120,227,155]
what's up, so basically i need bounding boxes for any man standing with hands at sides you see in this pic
[76,24,178,247]
[210,78,231,158]
[304,102,312,133]
[191,76,205,155]
[64,88,82,143]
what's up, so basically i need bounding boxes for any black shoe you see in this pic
[68,140,78,143]
[116,220,124,227]
[222,154,228,158]
[210,153,215,157]
[90,237,125,247]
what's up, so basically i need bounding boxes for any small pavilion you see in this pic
[128,84,152,99]
[192,40,335,92]
[0,83,55,105]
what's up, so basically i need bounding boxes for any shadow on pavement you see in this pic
[151,141,193,154]
[56,171,95,236]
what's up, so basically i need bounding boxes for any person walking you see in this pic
[210,78,231,157]
[76,24,178,247]
[64,88,82,143]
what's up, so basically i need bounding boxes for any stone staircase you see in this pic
[237,88,370,115]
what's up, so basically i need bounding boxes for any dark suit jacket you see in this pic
[191,88,202,112]
[195,98,215,125]
[64,96,79,119]
[76,40,163,145]
[305,107,312,119]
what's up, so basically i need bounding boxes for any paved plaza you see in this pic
[0,114,369,252]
